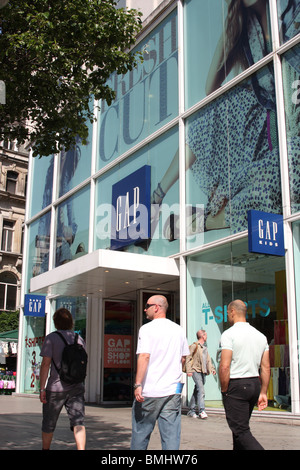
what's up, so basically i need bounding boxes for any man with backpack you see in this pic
[39,307,87,450]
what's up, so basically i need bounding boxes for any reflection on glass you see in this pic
[55,186,90,267]
[95,127,180,257]
[97,10,178,169]
[277,0,300,45]
[29,155,54,218]
[187,238,289,411]
[184,0,272,107]
[282,44,300,215]
[56,297,87,341]
[58,132,92,198]
[28,212,51,280]
[185,65,281,243]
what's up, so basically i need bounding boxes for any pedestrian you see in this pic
[186,329,216,419]
[219,299,270,450]
[130,295,190,450]
[39,307,87,450]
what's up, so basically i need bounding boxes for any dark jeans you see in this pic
[222,377,264,450]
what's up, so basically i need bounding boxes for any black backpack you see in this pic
[53,331,88,384]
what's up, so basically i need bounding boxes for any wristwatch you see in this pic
[133,383,142,389]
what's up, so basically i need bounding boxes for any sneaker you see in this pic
[199,411,208,419]
[187,412,198,418]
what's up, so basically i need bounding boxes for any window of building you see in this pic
[55,185,90,268]
[1,220,14,252]
[281,44,300,215]
[187,238,290,411]
[0,271,17,311]
[185,64,282,250]
[6,171,18,194]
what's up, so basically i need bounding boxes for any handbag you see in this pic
[182,342,198,373]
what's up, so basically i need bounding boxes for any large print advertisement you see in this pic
[97,9,178,168]
[181,0,297,248]
[95,9,180,257]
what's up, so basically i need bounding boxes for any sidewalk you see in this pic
[0,394,300,451]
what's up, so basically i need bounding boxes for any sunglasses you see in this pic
[144,303,159,310]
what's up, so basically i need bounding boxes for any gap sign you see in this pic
[248,210,285,256]
[111,165,151,250]
[24,294,46,317]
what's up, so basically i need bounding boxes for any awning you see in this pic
[30,249,179,300]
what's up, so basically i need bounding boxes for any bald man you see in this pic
[219,299,270,450]
[131,295,189,450]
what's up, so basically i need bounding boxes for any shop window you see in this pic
[187,238,290,411]
[293,221,300,383]
[102,300,134,402]
[28,154,54,219]
[277,0,300,46]
[282,44,300,215]
[0,272,17,311]
[58,130,92,198]
[94,126,179,257]
[1,220,14,252]
[27,212,51,287]
[97,9,178,170]
[185,64,282,249]
[184,0,273,109]
[55,185,90,268]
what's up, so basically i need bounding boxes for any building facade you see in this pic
[17,0,300,416]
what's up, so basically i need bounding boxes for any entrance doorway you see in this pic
[101,290,177,403]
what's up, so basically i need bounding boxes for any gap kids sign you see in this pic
[111,165,151,250]
[248,210,285,256]
[24,294,46,317]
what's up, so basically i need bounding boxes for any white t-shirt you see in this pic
[137,318,190,397]
[220,322,269,379]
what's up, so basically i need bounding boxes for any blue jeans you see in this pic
[131,394,182,450]
[188,372,206,415]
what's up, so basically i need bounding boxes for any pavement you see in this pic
[0,394,300,453]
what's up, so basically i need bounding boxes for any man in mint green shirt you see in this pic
[219,299,270,450]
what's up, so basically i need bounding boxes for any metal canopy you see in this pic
[30,249,179,300]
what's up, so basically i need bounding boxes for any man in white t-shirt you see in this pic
[219,299,270,450]
[130,295,190,450]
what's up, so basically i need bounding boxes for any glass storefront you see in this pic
[97,9,178,170]
[187,237,289,411]
[55,185,90,268]
[94,126,180,257]
[102,300,134,402]
[18,0,300,411]
[281,44,300,215]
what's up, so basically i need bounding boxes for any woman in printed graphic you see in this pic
[152,0,295,235]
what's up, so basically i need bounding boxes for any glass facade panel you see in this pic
[102,300,134,402]
[95,126,179,257]
[186,65,282,250]
[293,221,300,382]
[26,212,51,291]
[55,186,90,268]
[97,9,178,169]
[28,155,54,218]
[58,125,93,198]
[277,0,300,45]
[23,316,45,394]
[184,0,273,108]
[187,238,289,411]
[282,44,300,215]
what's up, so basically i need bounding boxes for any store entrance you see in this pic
[101,290,178,403]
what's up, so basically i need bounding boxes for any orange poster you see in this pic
[104,334,133,368]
